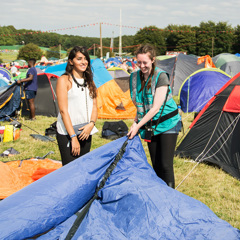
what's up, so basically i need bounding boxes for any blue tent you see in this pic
[179,68,231,113]
[0,136,239,239]
[44,62,67,77]
[0,67,11,83]
[0,78,8,87]
[105,57,122,65]
[0,83,22,119]
[44,59,112,88]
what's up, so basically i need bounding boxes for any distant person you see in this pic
[121,60,129,72]
[10,63,18,77]
[17,58,38,120]
[56,46,98,166]
[128,44,181,188]
[15,68,21,77]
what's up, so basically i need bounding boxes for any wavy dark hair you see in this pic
[135,44,156,92]
[64,46,97,98]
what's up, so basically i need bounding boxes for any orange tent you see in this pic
[97,79,136,119]
[0,158,62,199]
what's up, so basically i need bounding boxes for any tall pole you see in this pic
[93,43,95,58]
[110,31,114,55]
[100,23,103,60]
[119,8,122,57]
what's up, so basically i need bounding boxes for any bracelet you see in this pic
[90,120,95,126]
[70,133,77,139]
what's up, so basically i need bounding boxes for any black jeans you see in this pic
[148,133,178,188]
[56,132,92,166]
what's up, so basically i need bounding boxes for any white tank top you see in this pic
[57,77,98,135]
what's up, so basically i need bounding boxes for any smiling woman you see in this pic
[56,46,98,166]
[128,44,181,188]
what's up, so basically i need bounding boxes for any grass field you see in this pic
[0,115,239,230]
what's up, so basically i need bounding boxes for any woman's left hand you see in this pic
[78,122,94,141]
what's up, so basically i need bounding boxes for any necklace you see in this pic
[71,74,87,91]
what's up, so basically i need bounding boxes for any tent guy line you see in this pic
[4,114,58,145]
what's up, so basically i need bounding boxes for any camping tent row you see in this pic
[41,59,136,119]
[0,59,136,120]
[156,53,240,97]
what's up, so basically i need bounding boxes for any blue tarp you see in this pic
[44,59,112,88]
[179,68,231,113]
[0,136,239,240]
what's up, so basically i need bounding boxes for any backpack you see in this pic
[45,121,57,137]
[102,121,128,140]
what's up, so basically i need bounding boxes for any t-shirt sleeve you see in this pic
[156,72,170,88]
[27,68,34,77]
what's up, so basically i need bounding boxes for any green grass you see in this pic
[0,115,240,230]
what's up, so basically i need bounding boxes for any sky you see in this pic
[1,0,240,38]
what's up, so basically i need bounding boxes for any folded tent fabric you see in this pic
[0,136,239,240]
[0,158,62,199]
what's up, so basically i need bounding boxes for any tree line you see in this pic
[1,21,240,58]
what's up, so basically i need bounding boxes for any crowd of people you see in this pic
[103,56,138,74]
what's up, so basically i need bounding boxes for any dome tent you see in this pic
[176,72,240,180]
[178,68,231,113]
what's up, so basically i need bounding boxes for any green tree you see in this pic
[17,43,43,61]
[46,46,61,59]
[233,25,240,53]
[214,22,234,55]
[133,25,167,55]
[165,24,197,55]
[195,21,217,56]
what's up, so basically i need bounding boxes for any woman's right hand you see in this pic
[127,122,139,139]
[71,137,81,156]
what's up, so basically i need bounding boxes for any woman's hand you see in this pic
[78,122,94,141]
[127,122,139,139]
[71,137,81,156]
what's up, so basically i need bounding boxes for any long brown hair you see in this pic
[135,44,156,92]
[64,46,97,98]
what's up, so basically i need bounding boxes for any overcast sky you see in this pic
[1,0,239,38]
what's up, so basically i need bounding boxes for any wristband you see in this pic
[90,120,95,126]
[70,133,77,139]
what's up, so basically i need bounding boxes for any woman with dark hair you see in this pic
[56,46,98,166]
[128,44,181,188]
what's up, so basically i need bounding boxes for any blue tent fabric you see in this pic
[0,136,239,240]
[0,78,8,87]
[105,57,122,65]
[0,67,12,82]
[0,83,22,119]
[91,59,113,88]
[44,59,112,88]
[45,62,67,77]
[179,68,231,113]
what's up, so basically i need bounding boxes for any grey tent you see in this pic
[212,53,240,78]
[22,73,59,117]
[156,53,205,95]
